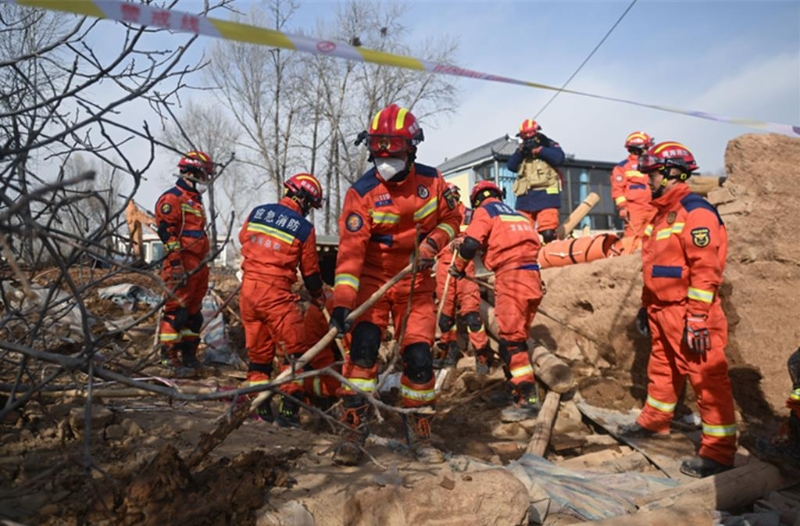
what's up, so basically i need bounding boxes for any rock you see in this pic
[69,406,113,436]
[120,418,144,437]
[104,424,125,441]
[343,468,529,526]
[255,500,316,526]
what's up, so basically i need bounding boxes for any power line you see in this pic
[534,0,638,119]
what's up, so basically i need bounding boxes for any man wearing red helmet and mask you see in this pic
[329,104,461,465]
[449,181,543,422]
[612,131,656,248]
[155,151,214,376]
[238,173,329,427]
[617,142,737,478]
[506,119,565,244]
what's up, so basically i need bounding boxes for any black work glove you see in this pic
[329,306,352,337]
[448,264,465,280]
[684,314,711,355]
[438,314,455,334]
[635,307,650,338]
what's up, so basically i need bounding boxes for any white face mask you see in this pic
[375,157,407,181]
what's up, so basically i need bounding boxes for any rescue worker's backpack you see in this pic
[512,158,560,196]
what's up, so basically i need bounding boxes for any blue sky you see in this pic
[51,0,800,209]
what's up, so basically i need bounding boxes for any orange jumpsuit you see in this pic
[155,178,210,359]
[612,154,656,243]
[637,184,736,466]
[454,197,542,388]
[435,205,489,353]
[239,197,323,397]
[333,163,461,408]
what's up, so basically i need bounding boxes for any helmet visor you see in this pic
[637,154,662,173]
[368,135,410,156]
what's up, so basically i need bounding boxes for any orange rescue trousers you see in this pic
[494,269,542,387]
[637,303,737,466]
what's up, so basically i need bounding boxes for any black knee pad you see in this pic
[540,229,557,243]
[165,307,188,331]
[350,322,382,368]
[403,342,433,384]
[462,311,483,333]
[186,311,203,333]
[498,340,528,365]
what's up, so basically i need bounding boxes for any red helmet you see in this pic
[284,173,324,210]
[178,150,213,179]
[517,119,541,140]
[367,104,424,157]
[624,131,654,151]
[638,141,699,178]
[470,180,504,208]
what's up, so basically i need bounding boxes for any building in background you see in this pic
[438,136,621,232]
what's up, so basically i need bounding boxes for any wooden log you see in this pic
[556,192,600,240]
[480,300,575,393]
[635,458,794,512]
[526,390,561,456]
[687,175,724,197]
[571,506,716,526]
[559,446,634,470]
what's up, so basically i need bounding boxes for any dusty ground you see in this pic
[1,133,799,525]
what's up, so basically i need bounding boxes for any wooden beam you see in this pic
[635,458,794,512]
[526,391,561,456]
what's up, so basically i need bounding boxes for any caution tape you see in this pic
[6,0,800,136]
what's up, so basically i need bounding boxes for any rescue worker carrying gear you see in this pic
[155,150,213,376]
[239,173,326,427]
[330,104,461,466]
[435,183,492,374]
[506,119,566,244]
[612,131,656,247]
[617,142,737,479]
[449,180,543,421]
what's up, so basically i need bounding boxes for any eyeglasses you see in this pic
[367,135,410,155]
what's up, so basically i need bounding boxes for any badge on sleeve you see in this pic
[345,212,363,232]
[160,203,172,214]
[691,227,710,247]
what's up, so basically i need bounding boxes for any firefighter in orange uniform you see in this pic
[239,173,326,427]
[435,183,492,373]
[449,181,543,421]
[612,131,656,246]
[506,119,565,243]
[329,104,461,465]
[155,151,213,375]
[618,142,737,478]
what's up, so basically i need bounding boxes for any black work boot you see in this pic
[617,421,666,439]
[403,411,445,464]
[501,383,541,422]
[333,397,370,466]
[181,346,202,369]
[276,394,301,428]
[433,342,459,369]
[679,456,733,478]
[255,400,274,423]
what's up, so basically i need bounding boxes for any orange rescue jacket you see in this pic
[641,184,727,316]
[611,154,651,210]
[333,164,461,309]
[155,178,209,263]
[239,197,322,290]
[456,197,541,274]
